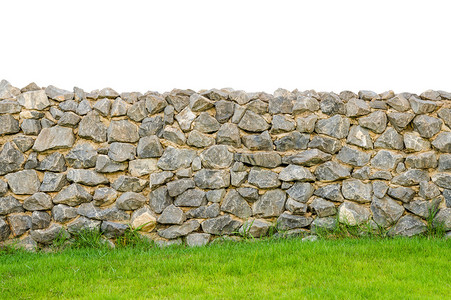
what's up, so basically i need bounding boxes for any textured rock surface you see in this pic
[0,82,450,247]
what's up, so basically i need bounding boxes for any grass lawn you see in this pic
[0,238,450,299]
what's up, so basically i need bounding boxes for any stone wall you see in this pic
[0,79,450,248]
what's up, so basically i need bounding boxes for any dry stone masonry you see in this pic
[0,79,450,249]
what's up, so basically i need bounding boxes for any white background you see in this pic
[1,0,450,94]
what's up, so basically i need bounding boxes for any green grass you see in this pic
[0,238,450,299]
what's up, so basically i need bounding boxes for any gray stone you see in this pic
[358,90,379,100]
[371,196,404,227]
[404,198,441,219]
[374,128,404,150]
[24,152,38,169]
[412,115,442,138]
[341,179,373,203]
[0,196,23,215]
[201,215,242,235]
[149,186,173,214]
[189,93,214,111]
[67,169,108,186]
[238,110,269,132]
[194,169,230,189]
[274,132,309,152]
[78,112,107,143]
[241,131,273,151]
[229,90,251,105]
[292,96,319,113]
[116,192,147,210]
[278,164,315,182]
[12,136,35,153]
[40,118,55,128]
[358,111,387,133]
[235,152,281,168]
[388,215,427,237]
[314,161,351,182]
[371,150,403,170]
[409,97,437,114]
[21,119,41,135]
[0,100,21,114]
[221,189,252,219]
[285,198,308,214]
[111,98,129,116]
[405,152,437,169]
[231,103,246,123]
[346,126,373,149]
[277,213,313,230]
[52,204,78,223]
[345,98,371,117]
[286,149,331,167]
[39,172,67,192]
[158,205,186,225]
[93,187,118,207]
[319,93,345,115]
[139,116,164,137]
[387,186,415,203]
[174,107,195,132]
[157,147,196,171]
[130,207,156,232]
[137,136,163,158]
[45,85,73,101]
[67,217,101,234]
[167,179,195,197]
[269,96,293,114]
[101,221,128,238]
[336,146,370,167]
[0,218,10,241]
[239,219,272,238]
[315,115,350,139]
[112,176,147,192]
[248,168,280,189]
[0,180,7,197]
[7,214,31,236]
[392,169,429,186]
[33,126,75,152]
[404,132,430,152]
[99,87,119,99]
[387,112,415,132]
[145,94,167,115]
[253,189,286,217]
[386,94,411,111]
[108,142,136,162]
[107,120,139,143]
[296,115,318,133]
[53,184,92,206]
[174,188,206,207]
[352,166,370,180]
[37,152,67,172]
[431,173,451,189]
[216,123,241,147]
[214,100,234,123]
[314,184,343,202]
[420,89,441,101]
[5,170,40,195]
[187,130,215,148]
[129,159,158,177]
[31,211,51,230]
[17,90,50,110]
[433,208,451,231]
[95,154,128,173]
[65,143,97,168]
[0,115,19,135]
[338,201,371,226]
[23,193,53,211]
[158,219,200,239]
[30,223,68,244]
[372,181,389,198]
[432,132,451,153]
[186,203,220,219]
[200,145,233,169]
[311,217,338,234]
[308,135,342,154]
[271,115,295,134]
[186,233,210,247]
[310,198,336,217]
[438,108,451,128]
[206,189,226,203]
[150,171,173,188]
[76,100,92,115]
[439,154,451,171]
[58,112,82,128]
[126,100,147,122]
[193,112,220,133]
